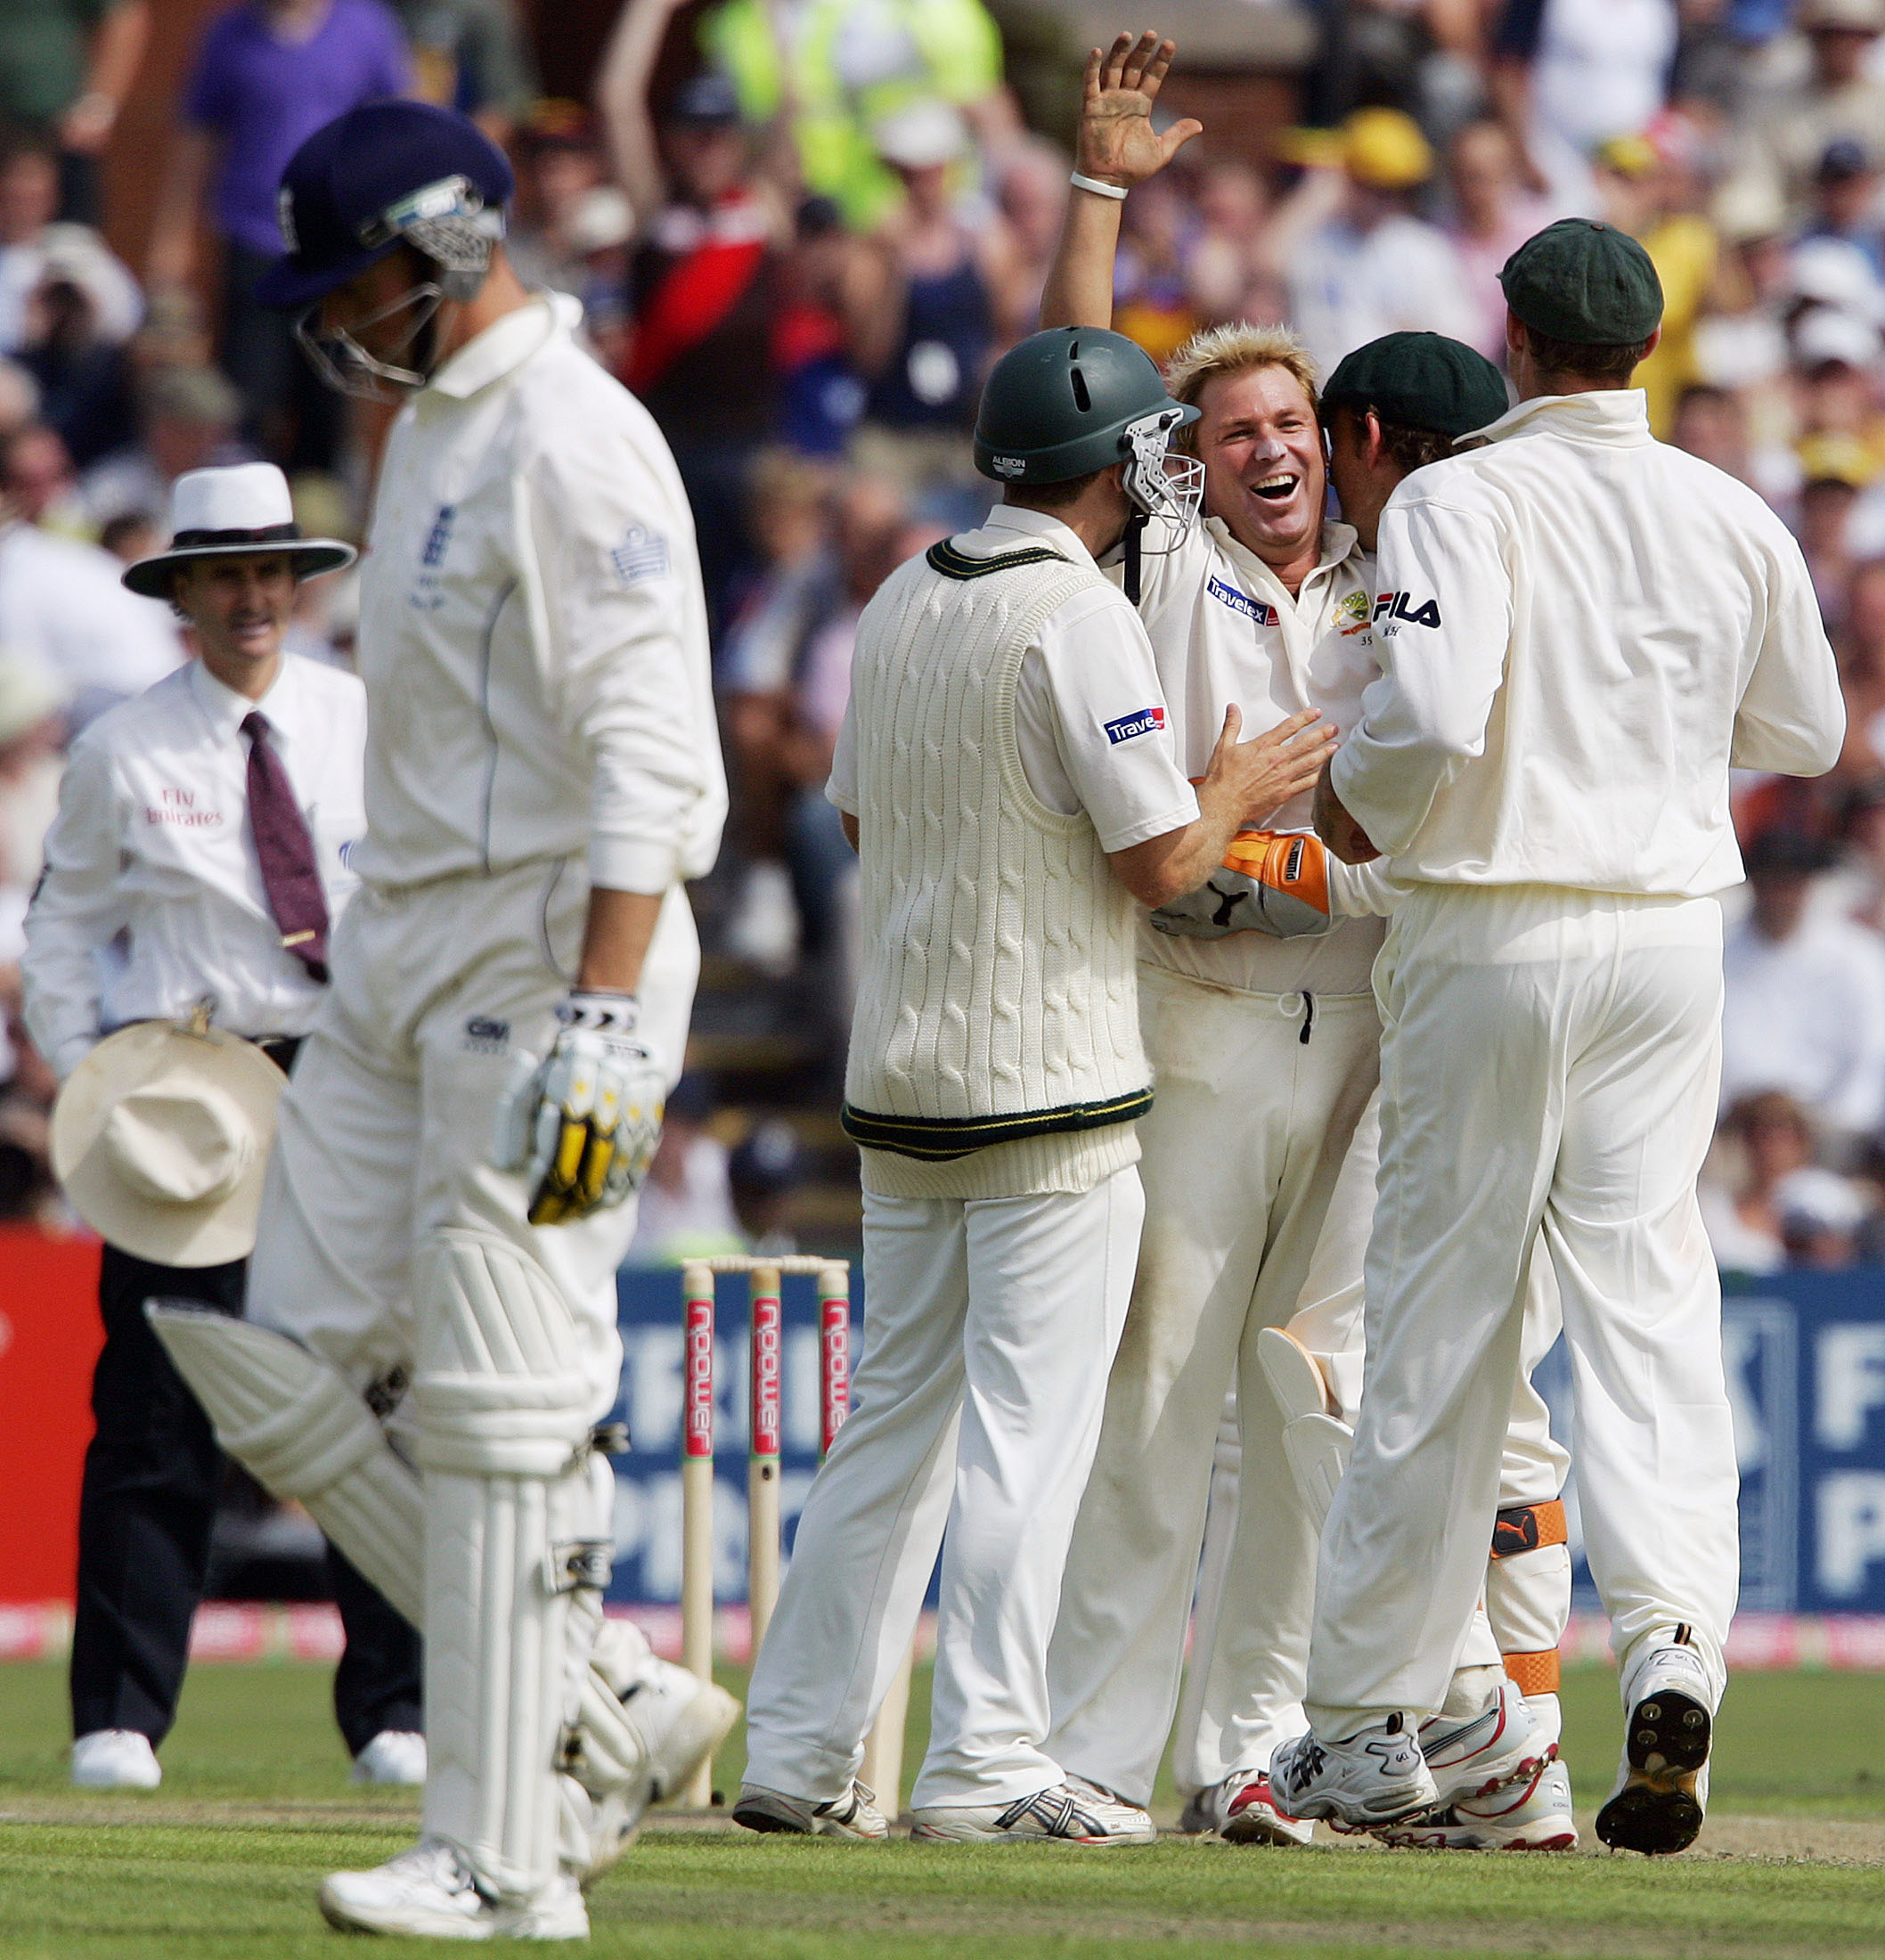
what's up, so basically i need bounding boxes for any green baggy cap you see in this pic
[1321,331,1510,437]
[1499,217,1663,346]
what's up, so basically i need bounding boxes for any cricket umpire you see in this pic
[1272,218,1846,1853]
[149,102,733,1938]
[22,461,421,1793]
[735,326,1331,1844]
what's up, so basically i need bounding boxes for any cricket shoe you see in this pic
[70,1729,160,1791]
[319,1839,589,1940]
[1595,1639,1714,1856]
[910,1781,1155,1843]
[1374,1757,1579,1851]
[353,1728,427,1786]
[732,1780,890,1839]
[1217,1771,1317,1846]
[1269,1715,1437,1831]
[1419,1678,1552,1809]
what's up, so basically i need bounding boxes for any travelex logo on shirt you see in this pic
[1105,706,1167,745]
[1374,590,1443,630]
[1207,575,1275,626]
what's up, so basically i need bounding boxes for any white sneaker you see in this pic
[911,1781,1155,1843]
[1595,1637,1714,1856]
[1375,1756,1579,1850]
[1217,1769,1317,1846]
[734,1779,891,1838]
[1419,1678,1552,1809]
[1269,1715,1437,1831]
[320,1840,588,1941]
[353,1729,427,1786]
[71,1729,160,1791]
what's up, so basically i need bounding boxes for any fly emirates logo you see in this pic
[143,787,224,829]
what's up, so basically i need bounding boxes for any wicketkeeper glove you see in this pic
[1149,829,1336,941]
[494,992,665,1227]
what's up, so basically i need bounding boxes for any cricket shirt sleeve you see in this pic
[1731,523,1845,780]
[1031,583,1200,853]
[1331,492,1513,858]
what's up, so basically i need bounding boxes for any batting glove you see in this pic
[1149,829,1336,941]
[494,992,665,1227]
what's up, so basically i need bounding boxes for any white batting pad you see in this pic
[1486,1539,1572,1659]
[410,1230,609,1905]
[146,1304,422,1622]
[1280,1410,1354,1535]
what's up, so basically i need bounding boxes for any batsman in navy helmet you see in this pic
[148,98,735,1938]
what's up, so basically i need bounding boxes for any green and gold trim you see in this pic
[926,540,1069,582]
[840,1087,1155,1161]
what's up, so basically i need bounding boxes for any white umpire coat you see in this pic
[23,653,365,1079]
[353,291,725,898]
[1334,389,1845,886]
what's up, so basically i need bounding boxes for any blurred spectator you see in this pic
[1795,430,1875,621]
[1490,0,1679,202]
[1446,119,1559,362]
[1735,0,1885,225]
[722,470,905,997]
[610,62,782,638]
[772,197,869,460]
[16,244,139,470]
[1112,171,1204,365]
[148,0,411,473]
[0,128,138,355]
[1701,1089,1868,1270]
[625,1074,742,1265]
[1286,108,1475,374]
[1720,827,1885,1145]
[96,507,155,565]
[1593,124,1719,435]
[0,436,180,723]
[729,1118,805,1256]
[81,364,249,539]
[0,1,148,222]
[1802,135,1885,274]
[391,0,533,143]
[695,0,1007,229]
[507,99,615,296]
[1,421,86,536]
[849,100,1025,491]
[994,134,1070,325]
[1671,381,1758,484]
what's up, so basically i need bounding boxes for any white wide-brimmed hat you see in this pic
[121,462,356,600]
[51,1021,288,1266]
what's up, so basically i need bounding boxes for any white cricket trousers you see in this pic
[247,860,698,1409]
[1044,964,1381,1805]
[1307,885,1736,1732]
[1171,1086,1572,1796]
[742,1164,1143,1810]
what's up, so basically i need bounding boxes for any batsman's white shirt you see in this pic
[352,291,724,896]
[23,653,364,1078]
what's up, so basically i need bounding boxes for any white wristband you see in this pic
[1070,171,1128,201]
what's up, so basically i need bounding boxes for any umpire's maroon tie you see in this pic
[241,710,329,981]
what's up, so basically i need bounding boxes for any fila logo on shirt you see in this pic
[1207,575,1274,625]
[1373,590,1442,632]
[1104,706,1167,745]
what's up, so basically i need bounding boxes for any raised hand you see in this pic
[1076,31,1204,192]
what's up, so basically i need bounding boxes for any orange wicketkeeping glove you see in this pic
[1148,829,1337,940]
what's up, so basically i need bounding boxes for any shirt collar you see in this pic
[1205,514,1363,598]
[427,292,577,402]
[972,502,1102,575]
[189,652,296,735]
[1468,388,1652,449]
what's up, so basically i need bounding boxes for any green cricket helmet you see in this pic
[973,327,1203,527]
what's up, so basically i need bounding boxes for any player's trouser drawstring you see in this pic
[1300,992,1315,1045]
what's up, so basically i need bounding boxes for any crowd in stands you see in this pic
[5,0,1885,1272]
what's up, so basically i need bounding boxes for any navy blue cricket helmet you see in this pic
[256,100,515,313]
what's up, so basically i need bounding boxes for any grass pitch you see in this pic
[1,1661,1881,1958]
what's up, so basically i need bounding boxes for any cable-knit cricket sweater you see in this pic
[840,535,1155,1200]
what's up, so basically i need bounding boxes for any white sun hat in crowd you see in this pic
[120,461,356,601]
[50,1019,288,1266]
